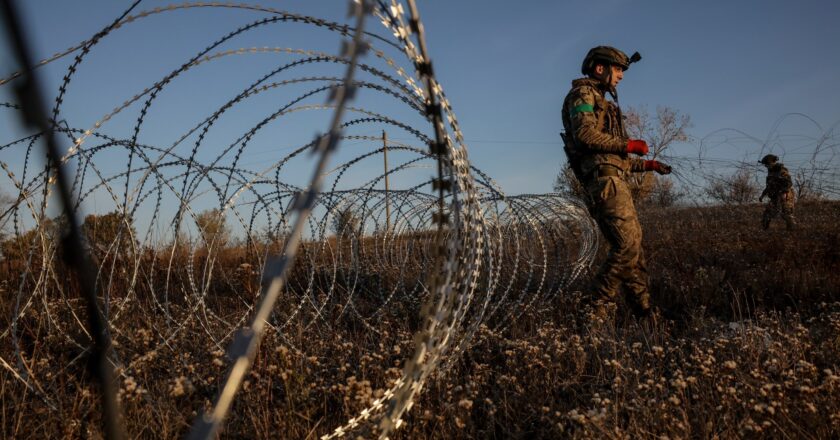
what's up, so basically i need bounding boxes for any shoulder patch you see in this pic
[573,85,598,100]
[568,85,598,117]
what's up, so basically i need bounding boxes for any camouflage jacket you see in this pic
[561,78,645,178]
[764,163,793,198]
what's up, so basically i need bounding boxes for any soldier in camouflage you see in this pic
[561,46,672,318]
[758,154,795,230]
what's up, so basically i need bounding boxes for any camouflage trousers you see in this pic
[762,190,796,230]
[584,175,650,313]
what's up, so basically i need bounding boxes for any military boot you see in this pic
[627,292,652,319]
[761,216,771,231]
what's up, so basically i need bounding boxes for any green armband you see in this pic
[571,104,594,117]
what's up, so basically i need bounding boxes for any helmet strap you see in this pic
[605,65,618,101]
[613,88,625,136]
[596,63,618,100]
[604,64,624,136]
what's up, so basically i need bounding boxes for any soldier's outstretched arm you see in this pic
[568,86,627,153]
[630,158,646,172]
[632,159,672,174]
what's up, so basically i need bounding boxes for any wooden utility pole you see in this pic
[382,130,391,232]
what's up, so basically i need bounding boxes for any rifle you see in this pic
[560,131,585,182]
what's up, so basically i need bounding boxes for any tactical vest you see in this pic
[766,163,793,197]
[561,78,632,179]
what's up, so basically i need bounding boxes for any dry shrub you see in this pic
[1,201,839,438]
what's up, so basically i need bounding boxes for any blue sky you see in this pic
[2,0,839,199]
[417,0,840,192]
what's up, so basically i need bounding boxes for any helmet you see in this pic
[581,46,641,75]
[759,154,779,165]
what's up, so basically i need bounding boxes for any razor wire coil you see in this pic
[0,1,599,437]
[6,1,837,438]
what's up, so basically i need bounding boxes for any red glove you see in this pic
[626,139,649,155]
[643,160,672,175]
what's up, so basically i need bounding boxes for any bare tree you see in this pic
[705,169,759,205]
[794,168,825,202]
[0,191,14,241]
[624,106,692,202]
[82,211,137,256]
[2,215,69,262]
[332,205,361,238]
[625,106,692,158]
[195,209,230,249]
[553,164,586,201]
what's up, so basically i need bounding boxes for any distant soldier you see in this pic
[758,154,795,230]
[561,46,673,318]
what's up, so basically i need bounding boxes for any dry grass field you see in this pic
[2,201,839,439]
